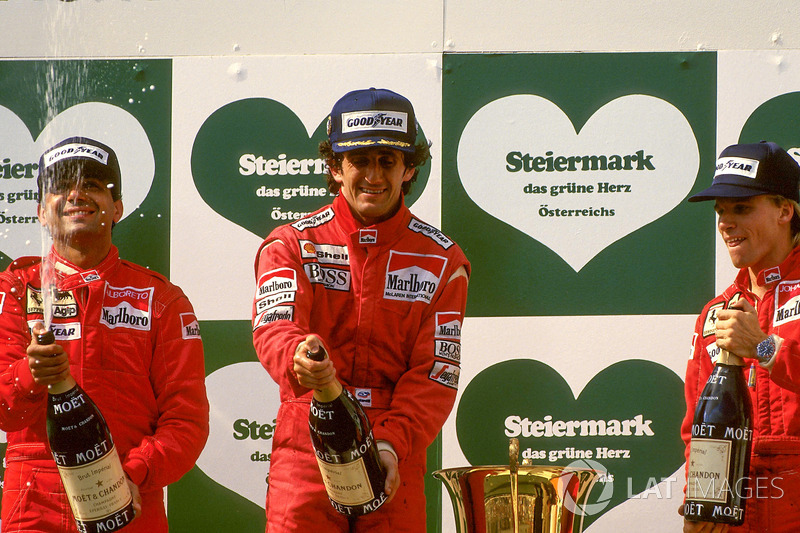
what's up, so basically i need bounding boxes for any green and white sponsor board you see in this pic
[1,50,800,532]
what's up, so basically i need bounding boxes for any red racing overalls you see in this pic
[683,246,800,532]
[0,247,209,533]
[253,195,469,532]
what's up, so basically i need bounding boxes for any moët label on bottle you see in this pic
[315,456,375,506]
[59,446,133,522]
[687,438,731,503]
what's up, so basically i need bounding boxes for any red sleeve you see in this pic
[251,234,314,399]
[0,270,48,432]
[123,289,209,490]
[763,336,800,393]
[371,262,470,462]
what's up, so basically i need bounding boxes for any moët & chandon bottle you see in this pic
[684,349,753,525]
[39,330,135,532]
[307,344,388,516]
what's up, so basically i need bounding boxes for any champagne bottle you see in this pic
[684,349,753,525]
[39,330,135,533]
[306,345,388,516]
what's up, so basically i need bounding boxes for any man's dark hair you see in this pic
[318,140,431,195]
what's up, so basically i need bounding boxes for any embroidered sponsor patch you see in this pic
[354,388,372,407]
[384,251,447,304]
[42,142,110,169]
[291,207,334,231]
[254,305,294,329]
[256,268,297,299]
[100,284,154,331]
[764,267,781,284]
[408,219,454,249]
[434,311,462,363]
[303,263,351,291]
[26,286,78,319]
[80,270,101,283]
[30,320,82,341]
[51,322,82,341]
[706,342,722,364]
[256,291,296,314]
[714,156,759,180]
[180,312,201,340]
[299,240,349,266]
[429,361,460,389]
[359,229,377,245]
[774,280,800,327]
[341,110,408,134]
[702,302,725,338]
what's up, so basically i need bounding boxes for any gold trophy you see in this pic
[433,439,601,533]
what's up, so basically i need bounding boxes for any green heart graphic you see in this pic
[739,91,800,151]
[456,359,685,526]
[191,98,429,238]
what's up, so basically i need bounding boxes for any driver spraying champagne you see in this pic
[0,136,209,532]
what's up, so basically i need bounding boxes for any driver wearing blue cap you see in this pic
[682,141,800,533]
[252,88,470,532]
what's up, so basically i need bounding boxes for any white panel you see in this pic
[715,50,800,294]
[444,0,800,52]
[0,0,443,58]
[170,54,443,321]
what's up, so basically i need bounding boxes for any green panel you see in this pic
[169,466,266,532]
[442,52,718,316]
[190,98,429,240]
[456,359,686,528]
[0,59,172,273]
[739,91,800,149]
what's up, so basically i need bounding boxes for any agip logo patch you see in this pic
[26,286,78,319]
[384,251,447,304]
[100,284,154,331]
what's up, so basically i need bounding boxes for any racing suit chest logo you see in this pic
[100,284,154,331]
[384,251,447,304]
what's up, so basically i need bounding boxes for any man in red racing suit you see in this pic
[252,88,470,532]
[682,141,800,532]
[0,136,209,532]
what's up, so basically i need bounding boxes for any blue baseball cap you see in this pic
[689,141,800,202]
[38,136,122,201]
[327,88,418,154]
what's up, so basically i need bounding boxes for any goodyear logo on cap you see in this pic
[341,111,407,134]
[43,143,110,170]
[714,157,759,180]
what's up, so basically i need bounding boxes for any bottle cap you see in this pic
[37,330,55,345]
[306,345,327,362]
